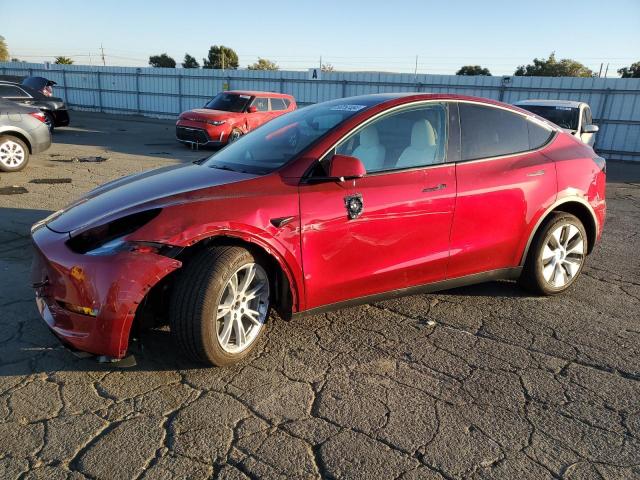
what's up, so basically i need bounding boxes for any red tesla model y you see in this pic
[31,93,606,366]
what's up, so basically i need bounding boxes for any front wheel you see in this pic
[519,212,587,295]
[228,128,243,143]
[170,246,271,366]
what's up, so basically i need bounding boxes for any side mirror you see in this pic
[247,106,258,113]
[582,124,599,134]
[329,154,366,180]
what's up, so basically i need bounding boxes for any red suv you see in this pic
[31,94,606,366]
[176,90,296,146]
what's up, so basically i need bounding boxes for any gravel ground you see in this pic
[1,112,639,479]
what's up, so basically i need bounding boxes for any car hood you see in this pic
[179,109,243,122]
[46,163,257,233]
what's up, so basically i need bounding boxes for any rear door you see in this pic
[447,102,557,278]
[299,102,457,309]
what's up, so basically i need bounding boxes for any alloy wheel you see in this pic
[0,140,26,169]
[541,223,585,288]
[216,263,269,354]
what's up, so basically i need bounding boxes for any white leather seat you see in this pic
[352,126,386,172]
[396,120,438,168]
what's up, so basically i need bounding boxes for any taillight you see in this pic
[29,112,47,123]
[43,86,53,97]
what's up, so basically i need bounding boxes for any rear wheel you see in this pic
[170,246,271,366]
[520,212,587,295]
[0,135,30,172]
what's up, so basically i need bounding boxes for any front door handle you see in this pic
[527,169,545,177]
[422,183,446,193]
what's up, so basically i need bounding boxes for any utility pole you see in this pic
[319,55,322,72]
[414,55,418,79]
[221,50,225,71]
[598,63,603,78]
[604,63,609,77]
[100,44,106,66]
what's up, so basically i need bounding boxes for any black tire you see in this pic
[519,212,588,295]
[169,246,271,366]
[44,112,55,133]
[0,135,30,172]
[228,128,243,143]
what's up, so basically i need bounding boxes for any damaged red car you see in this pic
[176,90,296,147]
[31,93,606,366]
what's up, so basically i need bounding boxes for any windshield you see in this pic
[203,98,380,174]
[518,105,579,131]
[204,93,252,113]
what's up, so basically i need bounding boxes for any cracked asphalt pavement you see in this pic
[1,112,639,479]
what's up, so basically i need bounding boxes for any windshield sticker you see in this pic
[239,95,251,99]
[555,106,573,111]
[329,104,367,112]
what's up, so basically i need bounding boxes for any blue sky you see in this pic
[1,0,638,76]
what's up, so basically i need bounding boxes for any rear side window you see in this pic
[0,85,29,98]
[270,98,287,111]
[460,103,530,161]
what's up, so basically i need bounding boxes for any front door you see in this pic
[299,102,456,310]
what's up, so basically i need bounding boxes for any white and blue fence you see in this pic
[1,62,639,161]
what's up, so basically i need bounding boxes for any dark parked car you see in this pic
[0,79,70,132]
[22,76,57,97]
[0,99,51,171]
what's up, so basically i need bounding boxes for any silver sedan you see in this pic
[0,99,51,172]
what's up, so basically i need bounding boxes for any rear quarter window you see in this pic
[527,119,554,150]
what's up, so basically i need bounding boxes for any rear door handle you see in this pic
[422,183,446,193]
[527,169,545,177]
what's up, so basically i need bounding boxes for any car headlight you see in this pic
[207,120,226,126]
[67,209,165,255]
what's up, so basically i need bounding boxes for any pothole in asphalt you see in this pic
[0,186,28,195]
[29,178,73,184]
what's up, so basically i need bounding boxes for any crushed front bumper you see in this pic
[30,224,181,359]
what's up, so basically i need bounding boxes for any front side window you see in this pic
[204,93,251,113]
[333,103,448,173]
[252,97,269,112]
[460,104,533,161]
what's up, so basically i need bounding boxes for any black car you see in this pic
[0,79,70,132]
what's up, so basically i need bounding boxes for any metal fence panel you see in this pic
[1,62,638,160]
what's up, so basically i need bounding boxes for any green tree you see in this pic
[618,61,640,78]
[182,54,199,68]
[0,35,9,62]
[456,65,491,76]
[149,53,176,68]
[202,45,238,70]
[321,63,335,72]
[514,53,593,77]
[54,56,74,65]
[248,58,279,70]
